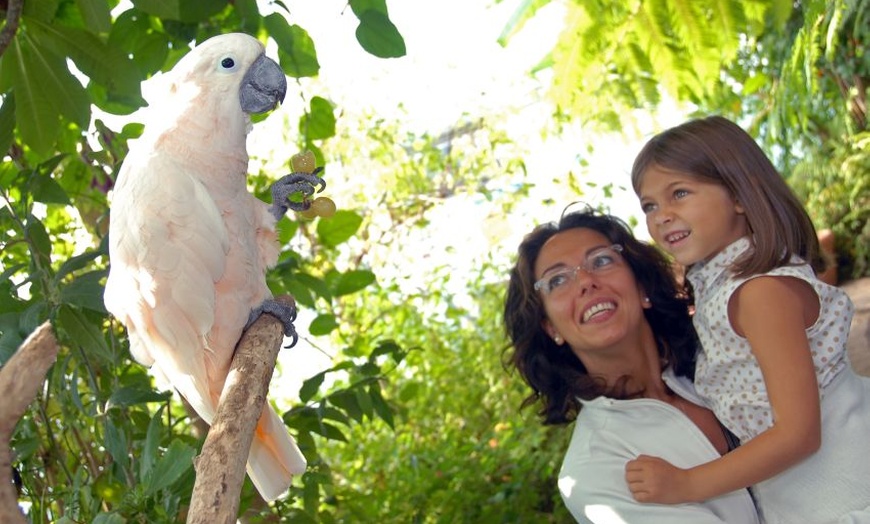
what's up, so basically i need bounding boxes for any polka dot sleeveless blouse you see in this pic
[686,237,855,442]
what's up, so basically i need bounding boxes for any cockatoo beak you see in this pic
[239,54,287,114]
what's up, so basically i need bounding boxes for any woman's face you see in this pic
[535,228,650,366]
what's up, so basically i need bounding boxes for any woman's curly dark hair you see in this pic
[503,206,698,425]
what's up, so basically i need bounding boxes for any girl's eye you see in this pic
[673,188,689,199]
[640,202,656,214]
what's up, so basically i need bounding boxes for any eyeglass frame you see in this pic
[533,244,625,296]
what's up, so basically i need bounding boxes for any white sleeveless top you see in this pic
[687,237,870,524]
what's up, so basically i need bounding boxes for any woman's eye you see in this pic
[548,273,569,291]
[590,254,615,270]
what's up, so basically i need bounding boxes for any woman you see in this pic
[503,206,759,523]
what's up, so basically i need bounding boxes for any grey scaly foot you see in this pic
[246,298,299,348]
[269,168,327,220]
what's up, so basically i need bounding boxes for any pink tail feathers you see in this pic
[246,405,307,501]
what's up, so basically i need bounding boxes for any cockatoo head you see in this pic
[142,33,287,135]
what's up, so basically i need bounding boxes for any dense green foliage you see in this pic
[502,0,870,280]
[1,0,869,523]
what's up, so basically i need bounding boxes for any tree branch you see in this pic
[187,297,295,523]
[0,0,23,59]
[0,321,60,524]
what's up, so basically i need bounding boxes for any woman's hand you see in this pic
[625,455,694,503]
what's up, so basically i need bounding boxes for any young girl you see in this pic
[626,115,870,524]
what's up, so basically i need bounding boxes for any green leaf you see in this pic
[316,209,362,247]
[355,10,406,59]
[277,216,300,245]
[75,0,112,34]
[368,383,394,428]
[103,418,129,470]
[328,390,364,423]
[25,216,52,267]
[311,420,347,442]
[299,371,325,403]
[333,269,376,296]
[92,512,126,524]
[29,173,71,205]
[57,305,114,363]
[55,243,106,282]
[309,313,338,336]
[59,270,108,313]
[265,14,320,78]
[106,385,171,410]
[140,405,164,480]
[348,0,388,18]
[293,272,332,301]
[109,11,171,78]
[300,96,336,141]
[356,385,375,419]
[3,32,90,155]
[0,91,14,156]
[144,440,195,495]
[27,19,144,106]
[131,0,228,23]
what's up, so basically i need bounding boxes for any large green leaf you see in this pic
[316,209,362,247]
[109,10,171,78]
[59,270,108,313]
[131,0,228,23]
[3,32,90,155]
[265,13,320,78]
[75,0,112,34]
[309,313,338,336]
[299,96,336,141]
[56,305,114,363]
[144,440,196,495]
[354,10,406,59]
[0,92,15,158]
[106,385,171,410]
[27,19,144,107]
[331,269,376,297]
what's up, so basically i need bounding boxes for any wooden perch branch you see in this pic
[0,321,60,524]
[187,297,294,523]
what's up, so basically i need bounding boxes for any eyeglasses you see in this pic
[534,244,624,296]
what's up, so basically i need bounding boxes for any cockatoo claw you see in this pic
[269,169,328,221]
[247,298,299,348]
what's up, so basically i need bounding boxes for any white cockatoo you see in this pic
[104,33,323,501]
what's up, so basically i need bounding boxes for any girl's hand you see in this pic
[625,455,694,504]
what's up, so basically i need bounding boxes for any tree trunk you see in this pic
[0,322,60,524]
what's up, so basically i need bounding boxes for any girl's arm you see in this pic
[626,275,821,503]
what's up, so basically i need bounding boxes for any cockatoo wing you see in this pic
[105,144,230,422]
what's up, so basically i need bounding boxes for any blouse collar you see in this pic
[685,237,752,295]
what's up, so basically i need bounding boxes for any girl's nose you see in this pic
[653,208,673,226]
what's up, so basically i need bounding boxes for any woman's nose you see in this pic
[572,267,597,295]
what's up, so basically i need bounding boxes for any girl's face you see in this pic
[636,165,749,266]
[535,228,650,368]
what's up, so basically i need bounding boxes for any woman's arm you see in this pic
[626,275,821,503]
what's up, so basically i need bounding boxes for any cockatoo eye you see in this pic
[219,56,238,71]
